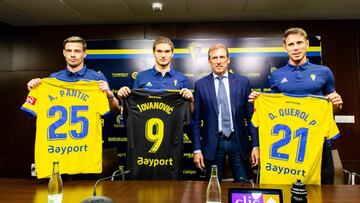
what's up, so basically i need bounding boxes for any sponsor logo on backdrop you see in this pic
[132,72,138,79]
[183,133,192,144]
[119,153,126,158]
[188,42,202,60]
[114,115,124,128]
[108,137,127,142]
[183,170,197,175]
[112,72,129,78]
[198,72,211,77]
[183,153,194,158]
[243,72,260,79]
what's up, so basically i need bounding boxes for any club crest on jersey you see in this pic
[146,82,152,87]
[270,66,278,73]
[310,74,316,81]
[26,96,37,105]
[173,80,178,86]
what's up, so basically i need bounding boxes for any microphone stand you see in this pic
[81,170,130,203]
[239,177,255,188]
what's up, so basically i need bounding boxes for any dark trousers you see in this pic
[321,142,334,185]
[205,133,251,182]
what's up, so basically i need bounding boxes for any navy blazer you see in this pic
[192,71,259,160]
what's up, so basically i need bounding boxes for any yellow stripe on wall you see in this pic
[87,46,321,55]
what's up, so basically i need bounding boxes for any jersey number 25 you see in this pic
[48,105,89,140]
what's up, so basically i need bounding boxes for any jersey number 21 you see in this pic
[270,124,308,163]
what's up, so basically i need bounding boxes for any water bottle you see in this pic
[48,161,63,203]
[206,165,221,203]
[291,179,307,203]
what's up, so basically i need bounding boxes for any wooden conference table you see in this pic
[0,178,359,203]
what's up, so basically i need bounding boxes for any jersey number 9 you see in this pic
[145,118,164,153]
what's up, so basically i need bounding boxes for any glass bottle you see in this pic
[206,165,221,203]
[48,161,63,203]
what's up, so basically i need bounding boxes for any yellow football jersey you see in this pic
[252,93,339,185]
[21,78,110,178]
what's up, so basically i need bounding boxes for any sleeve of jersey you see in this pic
[97,91,110,116]
[327,119,340,141]
[326,104,340,141]
[324,68,336,95]
[20,88,39,118]
[269,74,280,93]
[183,77,191,89]
[251,99,260,128]
[98,71,109,83]
[133,73,141,89]
[183,100,191,125]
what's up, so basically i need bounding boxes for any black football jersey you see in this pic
[124,89,191,179]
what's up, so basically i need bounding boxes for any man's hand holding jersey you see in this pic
[99,80,120,113]
[27,78,42,91]
[180,88,194,112]
[249,90,343,112]
[99,80,114,98]
[27,78,120,113]
[248,91,260,104]
[118,86,194,103]
[28,78,113,95]
[326,91,343,112]
[117,86,132,99]
[180,88,194,102]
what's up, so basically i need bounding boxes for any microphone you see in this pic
[81,170,130,203]
[239,177,255,188]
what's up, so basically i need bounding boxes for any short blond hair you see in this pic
[63,36,87,51]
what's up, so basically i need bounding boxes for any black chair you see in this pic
[332,149,360,185]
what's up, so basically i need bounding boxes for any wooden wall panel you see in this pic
[0,71,50,177]
[0,22,13,71]
[12,24,145,71]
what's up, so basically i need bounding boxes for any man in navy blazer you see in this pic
[193,43,259,182]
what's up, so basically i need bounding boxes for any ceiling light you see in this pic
[152,2,163,12]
